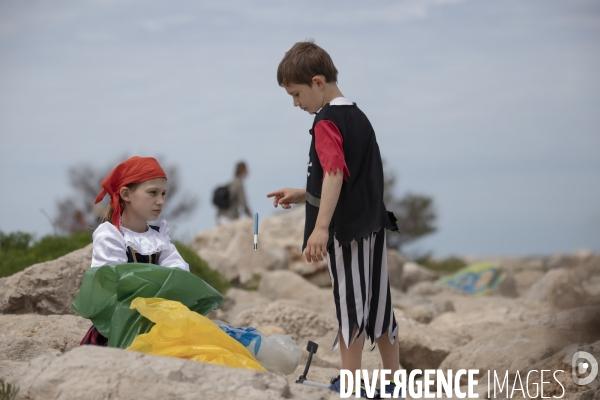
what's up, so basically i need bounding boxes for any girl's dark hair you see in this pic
[100,182,140,224]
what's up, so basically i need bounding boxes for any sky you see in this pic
[1,0,599,258]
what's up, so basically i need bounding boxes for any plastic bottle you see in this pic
[213,320,301,375]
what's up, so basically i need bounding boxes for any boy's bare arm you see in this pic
[266,188,306,209]
[305,169,343,263]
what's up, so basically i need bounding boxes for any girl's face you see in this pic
[120,178,167,224]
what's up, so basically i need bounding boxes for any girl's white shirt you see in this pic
[90,220,190,272]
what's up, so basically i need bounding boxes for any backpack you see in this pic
[212,184,231,209]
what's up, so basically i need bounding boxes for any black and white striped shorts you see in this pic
[327,227,398,350]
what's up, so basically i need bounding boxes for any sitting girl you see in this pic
[81,156,190,346]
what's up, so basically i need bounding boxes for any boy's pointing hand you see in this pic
[266,188,306,209]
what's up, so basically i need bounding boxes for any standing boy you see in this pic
[267,40,400,397]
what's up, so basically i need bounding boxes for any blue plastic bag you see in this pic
[215,321,263,355]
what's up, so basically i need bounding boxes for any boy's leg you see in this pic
[327,235,370,392]
[367,228,399,383]
[339,328,365,388]
[377,331,400,379]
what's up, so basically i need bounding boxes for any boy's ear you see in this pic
[119,186,130,202]
[312,75,326,89]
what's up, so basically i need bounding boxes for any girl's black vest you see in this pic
[303,103,395,250]
[125,225,161,264]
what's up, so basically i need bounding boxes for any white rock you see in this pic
[0,245,92,315]
[400,262,439,292]
[191,217,288,284]
[510,340,600,400]
[387,249,406,290]
[525,269,589,309]
[0,314,90,363]
[220,287,271,323]
[0,359,25,386]
[287,247,329,288]
[429,305,532,341]
[439,323,572,383]
[14,346,324,400]
[259,206,306,250]
[306,317,409,373]
[392,293,455,324]
[407,281,466,297]
[258,270,336,316]
[397,316,466,372]
[233,301,337,343]
[572,249,594,260]
[513,269,545,295]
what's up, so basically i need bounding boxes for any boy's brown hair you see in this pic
[277,40,338,87]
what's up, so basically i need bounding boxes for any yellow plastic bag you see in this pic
[127,297,266,372]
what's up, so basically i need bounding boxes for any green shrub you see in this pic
[0,230,93,278]
[174,242,230,294]
[0,231,33,250]
[239,273,262,291]
[0,230,230,296]
[415,254,467,274]
[0,378,19,400]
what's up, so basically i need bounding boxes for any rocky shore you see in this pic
[1,207,598,399]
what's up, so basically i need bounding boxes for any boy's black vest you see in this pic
[303,103,393,250]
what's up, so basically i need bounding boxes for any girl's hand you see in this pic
[304,227,329,263]
[266,188,306,209]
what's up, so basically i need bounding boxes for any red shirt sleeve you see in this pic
[314,120,350,181]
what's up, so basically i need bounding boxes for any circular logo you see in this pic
[572,351,598,386]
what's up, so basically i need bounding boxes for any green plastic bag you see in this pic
[71,263,223,348]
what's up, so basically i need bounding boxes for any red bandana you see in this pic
[95,156,167,228]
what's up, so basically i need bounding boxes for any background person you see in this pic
[216,161,252,225]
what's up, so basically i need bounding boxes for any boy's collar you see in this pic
[329,97,353,106]
[314,97,355,115]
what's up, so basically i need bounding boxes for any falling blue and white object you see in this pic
[254,212,259,251]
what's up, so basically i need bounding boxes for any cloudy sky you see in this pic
[1,0,599,258]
